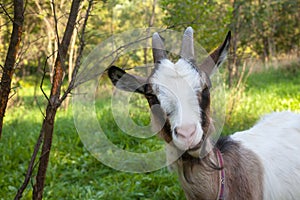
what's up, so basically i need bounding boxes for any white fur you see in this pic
[231,111,300,199]
[150,59,206,150]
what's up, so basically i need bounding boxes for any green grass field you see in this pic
[0,61,300,199]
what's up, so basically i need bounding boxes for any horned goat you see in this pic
[108,27,300,200]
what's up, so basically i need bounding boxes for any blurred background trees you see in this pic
[1,0,299,153]
[1,0,299,88]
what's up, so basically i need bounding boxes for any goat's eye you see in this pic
[166,110,174,117]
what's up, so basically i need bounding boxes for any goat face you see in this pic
[148,58,209,151]
[108,27,231,156]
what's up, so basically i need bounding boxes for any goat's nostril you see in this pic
[174,129,178,136]
[174,128,186,138]
[175,125,196,139]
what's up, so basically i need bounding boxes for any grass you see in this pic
[0,61,300,199]
[223,61,300,134]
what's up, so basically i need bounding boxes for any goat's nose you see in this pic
[175,124,196,139]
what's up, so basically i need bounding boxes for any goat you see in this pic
[108,27,300,200]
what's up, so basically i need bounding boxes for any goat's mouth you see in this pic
[186,134,205,157]
[188,142,202,151]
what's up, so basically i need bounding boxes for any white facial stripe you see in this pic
[150,59,206,150]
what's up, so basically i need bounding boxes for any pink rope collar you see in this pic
[216,148,225,200]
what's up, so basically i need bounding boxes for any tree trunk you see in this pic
[15,0,93,198]
[32,0,81,199]
[0,0,24,137]
[64,1,85,109]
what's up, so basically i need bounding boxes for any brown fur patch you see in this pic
[176,137,264,200]
[144,90,172,143]
[217,137,264,200]
[198,85,211,135]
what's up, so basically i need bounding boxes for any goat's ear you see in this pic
[108,66,147,94]
[199,31,231,76]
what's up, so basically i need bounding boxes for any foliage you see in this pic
[159,0,300,83]
[1,0,298,79]
[160,0,232,51]
[234,0,300,60]
[1,0,164,77]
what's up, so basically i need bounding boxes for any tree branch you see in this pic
[72,28,169,88]
[60,0,94,103]
[51,0,63,72]
[14,130,44,200]
[40,57,50,103]
[32,0,82,199]
[0,3,14,23]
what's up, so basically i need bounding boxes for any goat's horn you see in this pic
[152,32,167,64]
[180,27,195,61]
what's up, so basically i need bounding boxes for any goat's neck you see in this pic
[175,138,264,200]
[177,149,220,200]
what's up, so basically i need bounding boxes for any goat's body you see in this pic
[232,111,300,199]
[173,111,300,200]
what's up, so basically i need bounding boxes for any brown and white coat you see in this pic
[108,27,300,200]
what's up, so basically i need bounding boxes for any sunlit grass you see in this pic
[223,61,300,135]
[0,61,299,199]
